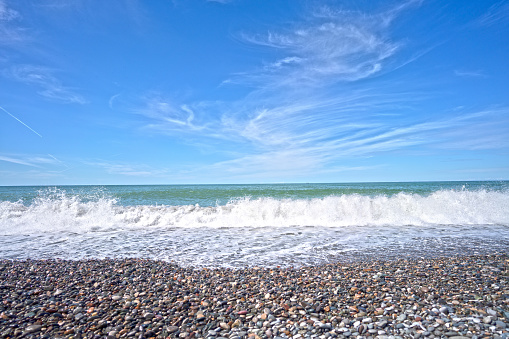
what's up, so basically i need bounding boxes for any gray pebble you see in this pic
[495,320,507,329]
[25,324,42,333]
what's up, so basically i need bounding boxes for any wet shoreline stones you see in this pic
[0,254,507,338]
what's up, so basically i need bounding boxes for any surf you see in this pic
[1,187,508,235]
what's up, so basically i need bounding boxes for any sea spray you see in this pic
[1,187,508,234]
[1,183,508,265]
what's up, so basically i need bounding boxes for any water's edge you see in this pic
[1,182,508,267]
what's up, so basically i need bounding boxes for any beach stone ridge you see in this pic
[0,254,507,338]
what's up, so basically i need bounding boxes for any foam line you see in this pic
[1,188,508,234]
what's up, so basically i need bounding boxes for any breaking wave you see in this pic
[1,188,508,235]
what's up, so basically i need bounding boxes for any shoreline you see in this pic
[0,255,508,338]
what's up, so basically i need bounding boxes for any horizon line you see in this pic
[1,179,508,188]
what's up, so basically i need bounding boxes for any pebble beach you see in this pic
[0,255,508,339]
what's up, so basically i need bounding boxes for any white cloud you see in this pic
[85,161,169,177]
[0,0,18,21]
[0,0,26,45]
[0,154,61,168]
[179,98,509,181]
[0,155,38,167]
[1,3,86,105]
[437,108,509,150]
[5,65,86,104]
[135,95,208,133]
[454,70,486,78]
[476,1,509,27]
[206,0,233,4]
[108,93,121,109]
[129,1,508,182]
[233,5,405,88]
[185,148,385,182]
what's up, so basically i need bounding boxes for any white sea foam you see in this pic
[1,188,508,235]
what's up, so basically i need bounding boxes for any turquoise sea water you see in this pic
[1,181,508,267]
[2,181,506,206]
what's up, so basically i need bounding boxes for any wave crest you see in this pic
[1,188,508,234]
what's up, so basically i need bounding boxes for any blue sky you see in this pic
[0,0,508,185]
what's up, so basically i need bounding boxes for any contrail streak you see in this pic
[0,105,43,138]
[48,153,69,168]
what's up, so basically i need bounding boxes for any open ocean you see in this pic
[0,181,508,268]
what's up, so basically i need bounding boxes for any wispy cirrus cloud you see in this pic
[33,0,149,32]
[229,2,423,88]
[214,103,507,179]
[0,153,63,168]
[193,148,385,181]
[0,0,17,21]
[134,89,508,181]
[438,108,509,150]
[206,0,233,4]
[84,160,169,177]
[129,1,507,181]
[5,65,86,104]
[475,1,509,27]
[0,153,71,184]
[0,0,26,45]
[134,94,208,133]
[454,69,486,78]
[1,1,87,104]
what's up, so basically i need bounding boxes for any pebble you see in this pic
[497,321,507,329]
[397,314,407,321]
[24,324,42,333]
[144,312,155,319]
[0,254,507,338]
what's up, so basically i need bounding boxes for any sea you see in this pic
[0,181,508,268]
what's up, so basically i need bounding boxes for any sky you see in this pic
[0,0,508,185]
